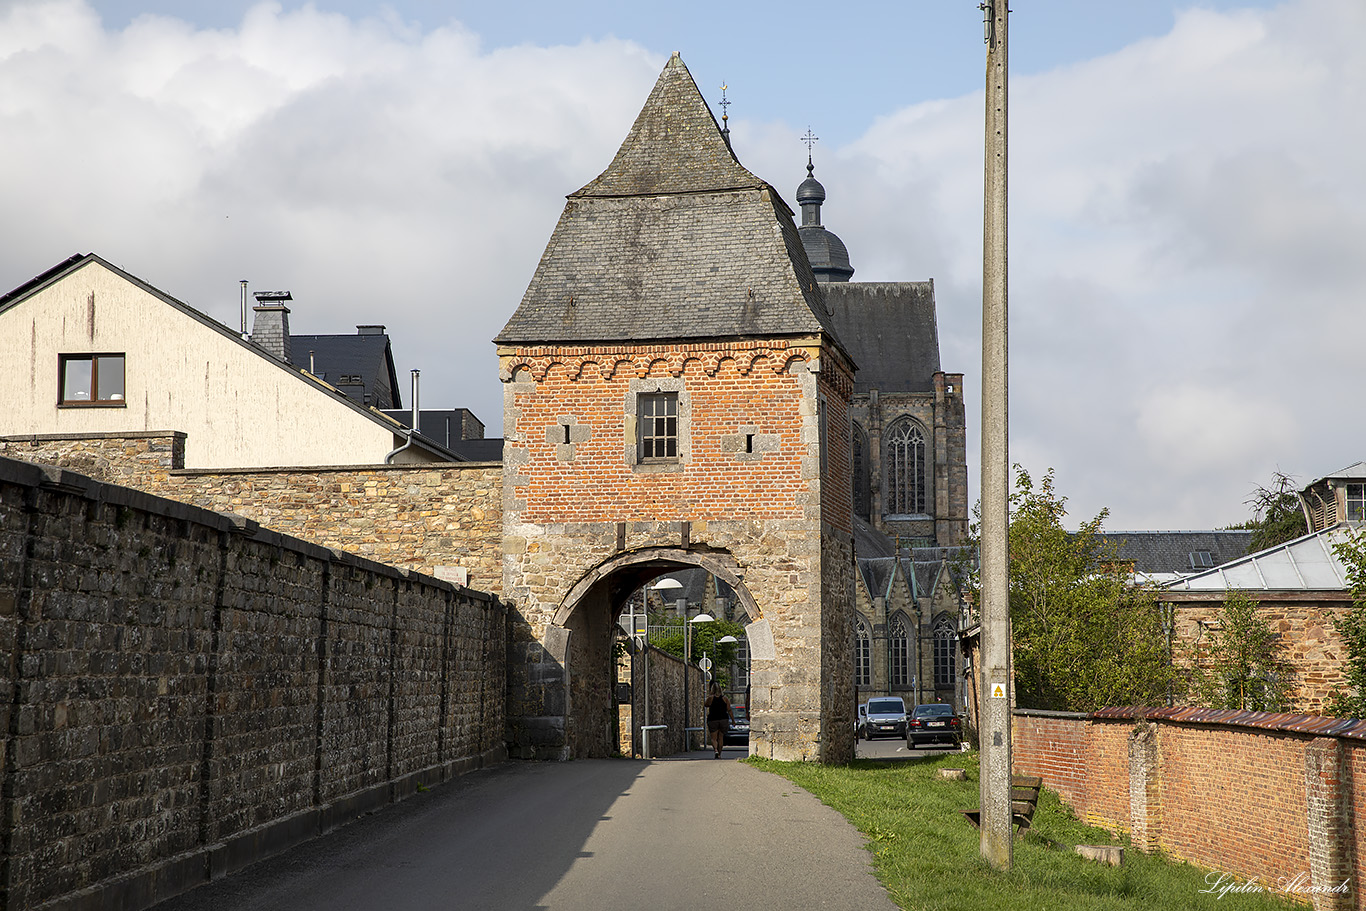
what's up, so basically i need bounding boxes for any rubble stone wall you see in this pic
[0,456,506,911]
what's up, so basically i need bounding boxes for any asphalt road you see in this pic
[152,746,899,911]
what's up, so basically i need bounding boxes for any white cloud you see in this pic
[0,0,1360,531]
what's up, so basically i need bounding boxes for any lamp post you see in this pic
[688,611,714,751]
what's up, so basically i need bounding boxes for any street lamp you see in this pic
[686,611,714,751]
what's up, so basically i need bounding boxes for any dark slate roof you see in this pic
[572,53,765,199]
[291,331,400,409]
[854,515,896,559]
[799,225,854,282]
[856,558,898,600]
[821,282,940,393]
[495,54,845,352]
[446,438,504,462]
[1097,530,1254,574]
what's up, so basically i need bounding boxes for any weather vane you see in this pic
[719,83,732,149]
[802,127,819,173]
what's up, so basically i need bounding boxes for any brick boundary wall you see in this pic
[0,432,505,596]
[0,456,507,911]
[1014,707,1366,910]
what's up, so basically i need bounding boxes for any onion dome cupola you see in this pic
[796,159,854,283]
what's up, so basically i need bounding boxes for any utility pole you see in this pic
[979,0,1013,872]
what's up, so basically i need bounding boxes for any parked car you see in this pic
[907,703,962,747]
[724,706,750,746]
[862,697,908,740]
[854,703,869,740]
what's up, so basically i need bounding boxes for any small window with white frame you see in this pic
[638,392,678,461]
[59,354,125,405]
[1347,483,1366,523]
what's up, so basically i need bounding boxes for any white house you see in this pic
[0,253,454,468]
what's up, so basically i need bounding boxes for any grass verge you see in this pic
[748,751,1296,911]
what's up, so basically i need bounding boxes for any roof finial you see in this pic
[802,127,819,176]
[719,83,732,150]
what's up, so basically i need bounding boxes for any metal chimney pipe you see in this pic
[240,280,249,337]
[411,369,420,434]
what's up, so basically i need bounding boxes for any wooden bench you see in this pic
[961,775,1043,837]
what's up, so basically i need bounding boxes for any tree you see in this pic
[1228,471,1307,552]
[972,467,1181,712]
[1187,593,1292,711]
[1327,528,1366,719]
[647,613,746,689]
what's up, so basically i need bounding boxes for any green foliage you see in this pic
[1328,528,1366,719]
[1187,593,1292,711]
[978,467,1181,712]
[1227,471,1307,551]
[648,613,746,689]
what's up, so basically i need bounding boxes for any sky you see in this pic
[1,0,1360,532]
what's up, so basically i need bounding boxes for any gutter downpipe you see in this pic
[385,369,420,464]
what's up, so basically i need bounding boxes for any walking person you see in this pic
[704,683,733,758]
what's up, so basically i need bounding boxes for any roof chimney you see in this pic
[251,290,293,362]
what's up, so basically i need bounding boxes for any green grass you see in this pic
[748,752,1297,911]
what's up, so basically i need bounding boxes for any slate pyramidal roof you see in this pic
[495,53,847,355]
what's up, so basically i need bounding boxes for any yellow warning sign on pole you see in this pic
[991,683,1006,699]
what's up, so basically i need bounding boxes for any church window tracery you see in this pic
[855,617,872,687]
[933,615,956,689]
[852,422,870,521]
[885,419,928,515]
[889,614,910,688]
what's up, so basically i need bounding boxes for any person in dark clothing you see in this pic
[704,683,733,758]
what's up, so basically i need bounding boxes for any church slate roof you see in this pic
[1097,530,1253,575]
[496,54,845,350]
[821,281,941,393]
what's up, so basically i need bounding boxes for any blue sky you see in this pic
[2,0,1360,530]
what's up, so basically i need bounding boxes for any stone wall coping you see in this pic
[1,430,186,442]
[169,462,502,476]
[1159,589,1353,603]
[0,454,495,604]
[1086,705,1366,740]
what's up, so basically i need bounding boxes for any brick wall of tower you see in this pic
[500,338,856,762]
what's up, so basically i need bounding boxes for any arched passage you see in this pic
[549,547,763,759]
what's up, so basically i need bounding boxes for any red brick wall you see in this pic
[1015,709,1366,908]
[506,345,818,523]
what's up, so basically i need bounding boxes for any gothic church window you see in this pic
[855,617,871,688]
[852,423,870,521]
[885,419,928,515]
[889,614,910,688]
[933,616,956,688]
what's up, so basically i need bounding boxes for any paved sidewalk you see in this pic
[152,747,899,911]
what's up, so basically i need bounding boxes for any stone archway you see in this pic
[548,547,766,760]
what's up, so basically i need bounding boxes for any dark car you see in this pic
[724,706,750,746]
[862,697,908,740]
[907,703,962,747]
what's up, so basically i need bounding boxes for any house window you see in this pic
[933,617,956,688]
[886,419,927,515]
[59,354,125,405]
[1347,484,1366,523]
[639,393,678,461]
[855,618,872,688]
[889,614,910,688]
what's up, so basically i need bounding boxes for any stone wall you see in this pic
[0,432,505,596]
[0,456,506,911]
[1014,708,1364,910]
[1168,595,1352,714]
[620,646,705,758]
[500,341,856,762]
